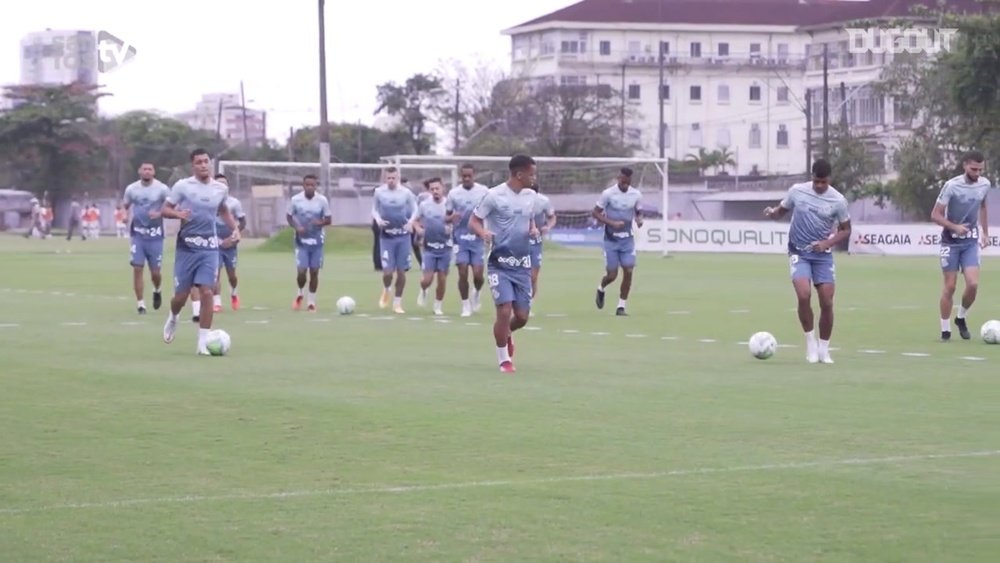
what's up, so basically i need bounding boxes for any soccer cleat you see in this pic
[137,305,147,315]
[231,295,240,311]
[162,316,177,344]
[197,347,211,356]
[379,289,391,309]
[417,289,427,307]
[292,295,303,311]
[595,289,605,310]
[819,352,835,364]
[307,304,316,312]
[213,303,222,313]
[393,305,406,315]
[499,361,516,373]
[461,304,472,317]
[433,308,444,316]
[806,351,819,364]
[152,292,162,310]
[191,315,200,323]
[472,291,482,312]
[507,335,515,359]
[941,330,952,342]
[616,307,628,316]
[955,317,971,340]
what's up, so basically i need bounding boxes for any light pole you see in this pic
[318,0,331,194]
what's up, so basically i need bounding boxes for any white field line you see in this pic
[1,449,996,516]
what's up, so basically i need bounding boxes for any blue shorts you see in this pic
[487,265,532,311]
[220,246,238,270]
[603,238,637,270]
[454,239,485,267]
[422,250,452,273]
[529,243,543,270]
[380,236,411,271]
[940,242,980,272]
[130,237,163,269]
[295,243,324,270]
[174,249,219,293]
[789,253,835,285]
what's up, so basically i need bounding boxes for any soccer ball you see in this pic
[205,329,231,356]
[748,331,778,360]
[336,296,356,315]
[980,320,1000,344]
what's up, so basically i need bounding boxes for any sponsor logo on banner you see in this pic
[636,220,789,253]
[849,224,1000,256]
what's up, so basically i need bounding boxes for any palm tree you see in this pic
[713,147,737,174]
[684,147,716,176]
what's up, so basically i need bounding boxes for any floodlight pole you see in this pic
[318,0,332,195]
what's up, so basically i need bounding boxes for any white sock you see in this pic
[462,299,470,309]
[941,318,951,332]
[393,296,402,307]
[618,298,627,309]
[198,327,209,350]
[819,339,830,354]
[213,294,222,307]
[598,285,605,292]
[153,288,161,295]
[496,346,511,365]
[308,292,316,305]
[805,330,817,347]
[231,286,238,297]
[384,283,391,291]
[192,301,201,316]
[957,306,968,319]
[297,287,304,297]
[169,311,178,322]
[433,299,442,310]
[137,300,145,309]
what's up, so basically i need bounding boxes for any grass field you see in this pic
[1,229,999,562]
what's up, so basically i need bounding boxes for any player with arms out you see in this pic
[529,184,557,304]
[447,164,490,317]
[373,166,418,314]
[413,177,452,316]
[122,162,170,315]
[288,174,332,311]
[469,155,539,373]
[764,158,851,364]
[161,149,239,354]
[931,150,991,341]
[593,167,643,316]
[212,173,246,312]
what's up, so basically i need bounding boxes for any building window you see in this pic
[856,95,885,125]
[628,40,641,55]
[717,127,731,147]
[749,43,761,59]
[717,84,730,103]
[777,87,789,103]
[718,43,729,57]
[626,128,642,144]
[690,42,701,58]
[777,124,789,148]
[600,41,611,56]
[660,41,670,55]
[690,85,702,102]
[689,123,703,147]
[776,43,789,62]
[541,34,555,55]
[660,84,670,101]
[560,75,587,86]
[749,85,762,102]
[628,84,641,100]
[749,124,762,148]
[560,40,580,54]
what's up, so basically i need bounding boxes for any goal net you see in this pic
[381,155,671,256]
[216,160,460,237]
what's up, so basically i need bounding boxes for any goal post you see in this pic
[381,155,671,257]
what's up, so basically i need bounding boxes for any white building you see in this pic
[176,93,267,144]
[503,0,987,176]
[20,30,99,86]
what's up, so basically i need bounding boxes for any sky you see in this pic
[2,0,572,142]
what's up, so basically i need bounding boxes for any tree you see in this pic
[374,73,444,155]
[827,123,883,203]
[713,147,737,174]
[112,110,223,185]
[685,147,716,176]
[288,124,411,163]
[429,57,509,153]
[0,83,110,201]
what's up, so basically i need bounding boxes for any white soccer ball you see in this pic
[336,296,356,315]
[205,329,231,356]
[748,331,778,360]
[980,320,1000,344]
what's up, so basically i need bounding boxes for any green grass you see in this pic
[1,235,999,562]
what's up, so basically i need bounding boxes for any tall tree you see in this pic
[0,83,110,201]
[429,57,509,153]
[827,123,883,203]
[374,73,444,155]
[288,124,411,163]
[112,110,223,185]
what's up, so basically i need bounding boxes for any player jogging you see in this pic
[212,173,246,312]
[413,177,452,316]
[594,167,643,316]
[122,162,170,315]
[764,158,852,364]
[161,149,239,355]
[287,174,332,311]
[469,154,540,373]
[931,150,991,341]
[447,164,490,317]
[373,166,418,314]
[529,184,557,303]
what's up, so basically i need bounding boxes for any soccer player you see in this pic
[593,167,643,316]
[413,177,452,316]
[373,166,418,314]
[121,162,170,315]
[161,149,239,355]
[764,158,851,364]
[529,184,557,302]
[287,174,332,311]
[212,173,246,312]
[446,163,490,317]
[469,155,540,373]
[403,177,424,267]
[931,150,992,341]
